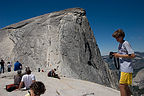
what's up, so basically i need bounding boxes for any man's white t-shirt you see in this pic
[21,74,35,89]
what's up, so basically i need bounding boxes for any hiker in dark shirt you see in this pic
[5,70,22,92]
[0,59,5,73]
[48,69,60,79]
[14,70,22,87]
[14,61,22,71]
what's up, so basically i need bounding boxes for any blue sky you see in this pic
[0,0,144,55]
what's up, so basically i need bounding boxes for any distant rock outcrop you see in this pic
[133,68,144,89]
[0,8,118,88]
[133,68,144,95]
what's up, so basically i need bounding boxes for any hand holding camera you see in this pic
[109,52,116,59]
[109,52,120,70]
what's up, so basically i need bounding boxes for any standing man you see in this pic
[112,29,135,96]
[7,62,12,72]
[14,61,22,71]
[0,59,5,73]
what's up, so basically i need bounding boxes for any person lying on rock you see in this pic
[25,81,46,96]
[47,68,60,79]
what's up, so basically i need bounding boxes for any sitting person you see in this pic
[5,70,22,92]
[18,68,36,90]
[25,81,46,96]
[48,69,60,79]
[14,70,22,88]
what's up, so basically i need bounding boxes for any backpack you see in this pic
[6,84,18,92]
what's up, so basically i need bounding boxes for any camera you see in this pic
[109,52,116,59]
[109,52,120,70]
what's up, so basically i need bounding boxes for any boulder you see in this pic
[0,8,118,89]
[133,68,144,95]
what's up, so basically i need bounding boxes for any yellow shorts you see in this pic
[119,72,132,85]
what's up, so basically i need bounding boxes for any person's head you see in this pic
[26,67,32,74]
[7,62,10,64]
[1,59,4,62]
[54,68,56,71]
[17,70,22,75]
[112,29,125,43]
[30,81,46,96]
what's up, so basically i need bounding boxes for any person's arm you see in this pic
[114,41,135,58]
[20,63,22,69]
[18,81,23,90]
[113,53,135,58]
[18,75,24,89]
[52,71,55,76]
[32,80,36,83]
[32,75,36,83]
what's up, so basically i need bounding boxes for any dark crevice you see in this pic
[83,32,97,69]
[76,17,82,26]
[75,11,85,26]
[85,42,92,60]
[73,10,86,16]
[9,37,16,44]
[4,22,31,29]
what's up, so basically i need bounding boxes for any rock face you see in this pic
[0,8,118,88]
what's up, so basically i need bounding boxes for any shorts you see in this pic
[119,72,132,85]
